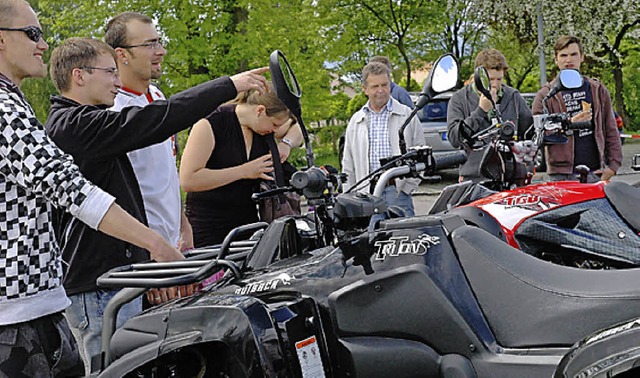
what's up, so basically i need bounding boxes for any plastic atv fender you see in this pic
[99,294,278,377]
[554,317,640,377]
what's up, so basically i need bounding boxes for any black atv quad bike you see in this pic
[93,52,640,378]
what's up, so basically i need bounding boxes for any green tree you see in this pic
[437,0,487,80]
[319,0,448,91]
[476,0,640,127]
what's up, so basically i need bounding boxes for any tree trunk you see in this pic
[612,65,628,127]
[398,43,412,91]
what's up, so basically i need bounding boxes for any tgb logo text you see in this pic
[374,234,441,261]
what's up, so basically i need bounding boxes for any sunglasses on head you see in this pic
[0,26,44,43]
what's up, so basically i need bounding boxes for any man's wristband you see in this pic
[279,138,294,148]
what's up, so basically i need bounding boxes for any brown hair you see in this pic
[104,12,153,49]
[362,61,391,86]
[50,37,117,92]
[369,56,392,70]
[554,35,583,57]
[232,83,292,119]
[474,48,509,71]
[0,0,28,27]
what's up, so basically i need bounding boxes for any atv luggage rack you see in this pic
[97,222,267,288]
[95,222,267,372]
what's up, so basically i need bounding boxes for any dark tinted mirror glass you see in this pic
[270,50,302,122]
[474,66,492,99]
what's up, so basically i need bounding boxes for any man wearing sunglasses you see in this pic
[44,36,269,372]
[0,1,191,375]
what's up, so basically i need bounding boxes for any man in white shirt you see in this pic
[105,12,192,251]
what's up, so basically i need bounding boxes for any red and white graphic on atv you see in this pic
[462,181,607,247]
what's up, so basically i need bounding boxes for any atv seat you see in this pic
[452,225,640,348]
[604,181,640,231]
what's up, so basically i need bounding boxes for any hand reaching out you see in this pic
[230,67,269,94]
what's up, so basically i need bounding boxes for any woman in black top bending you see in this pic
[180,86,295,247]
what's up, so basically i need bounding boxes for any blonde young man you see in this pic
[105,12,303,252]
[105,12,193,253]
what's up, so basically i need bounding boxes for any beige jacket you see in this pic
[342,98,425,195]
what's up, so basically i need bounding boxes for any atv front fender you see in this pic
[100,294,281,377]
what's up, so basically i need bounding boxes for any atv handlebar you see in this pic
[534,112,593,133]
[433,150,468,171]
[567,120,592,130]
[373,150,466,197]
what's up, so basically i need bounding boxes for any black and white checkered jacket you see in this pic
[0,74,115,325]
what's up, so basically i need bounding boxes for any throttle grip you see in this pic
[433,150,467,171]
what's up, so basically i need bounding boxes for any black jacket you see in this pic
[447,84,533,180]
[45,76,237,295]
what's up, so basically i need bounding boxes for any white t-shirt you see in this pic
[110,85,182,246]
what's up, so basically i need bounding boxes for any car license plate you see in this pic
[441,132,448,141]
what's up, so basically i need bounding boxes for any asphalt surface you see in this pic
[413,139,640,214]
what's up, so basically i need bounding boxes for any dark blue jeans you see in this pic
[370,185,416,228]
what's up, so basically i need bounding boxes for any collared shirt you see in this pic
[364,98,393,172]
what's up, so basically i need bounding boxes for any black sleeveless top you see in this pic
[185,104,271,247]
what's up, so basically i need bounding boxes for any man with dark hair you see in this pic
[0,1,184,375]
[105,12,193,256]
[532,35,621,182]
[45,36,268,368]
[342,61,424,222]
[369,55,414,109]
[447,48,533,182]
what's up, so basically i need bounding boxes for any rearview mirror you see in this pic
[473,66,492,103]
[400,53,459,154]
[558,69,582,90]
[269,50,314,167]
[543,69,583,103]
[431,55,458,93]
[415,53,459,109]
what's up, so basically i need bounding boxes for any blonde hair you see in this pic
[231,83,292,119]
